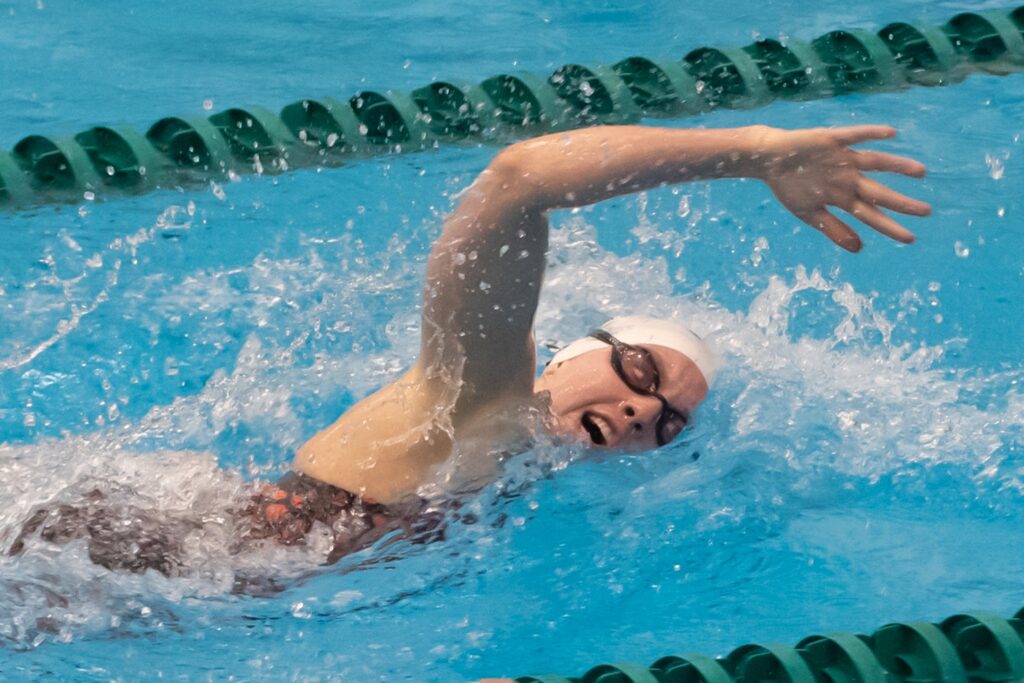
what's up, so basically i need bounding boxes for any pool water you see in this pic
[2,0,1023,680]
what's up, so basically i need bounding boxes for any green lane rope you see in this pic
[2,6,1024,211]
[514,606,1024,683]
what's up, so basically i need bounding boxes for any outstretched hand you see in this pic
[756,125,931,252]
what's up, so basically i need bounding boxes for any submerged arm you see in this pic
[418,124,930,401]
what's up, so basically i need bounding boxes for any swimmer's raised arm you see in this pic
[420,125,929,397]
[495,124,931,249]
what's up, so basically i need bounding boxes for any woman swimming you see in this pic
[10,124,930,574]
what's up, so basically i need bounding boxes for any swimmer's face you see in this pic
[534,343,708,451]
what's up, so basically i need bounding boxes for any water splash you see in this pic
[0,207,1021,650]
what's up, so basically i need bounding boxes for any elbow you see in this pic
[483,145,546,208]
[487,144,532,183]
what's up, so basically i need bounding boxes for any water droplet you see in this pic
[985,152,1007,180]
[202,99,214,111]
[954,240,970,258]
[454,252,467,265]
[677,194,691,218]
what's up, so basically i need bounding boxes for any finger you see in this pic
[801,209,863,252]
[849,200,916,244]
[854,150,927,178]
[859,177,932,216]
[830,125,897,146]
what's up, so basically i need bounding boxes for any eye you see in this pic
[619,349,657,391]
[658,411,690,445]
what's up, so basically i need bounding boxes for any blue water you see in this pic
[2,0,1024,680]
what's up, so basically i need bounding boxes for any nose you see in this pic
[619,395,663,442]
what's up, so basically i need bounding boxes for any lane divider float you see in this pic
[1,7,1023,211]
[514,606,1024,683]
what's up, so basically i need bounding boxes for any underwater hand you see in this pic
[756,125,931,252]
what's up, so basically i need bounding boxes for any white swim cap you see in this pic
[548,315,718,388]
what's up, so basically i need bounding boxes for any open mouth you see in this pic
[581,411,608,446]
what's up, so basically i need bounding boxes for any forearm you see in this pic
[494,124,770,211]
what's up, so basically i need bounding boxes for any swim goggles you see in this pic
[589,329,691,446]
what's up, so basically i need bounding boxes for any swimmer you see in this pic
[10,124,929,574]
